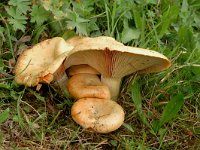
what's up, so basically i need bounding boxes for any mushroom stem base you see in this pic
[101,77,122,100]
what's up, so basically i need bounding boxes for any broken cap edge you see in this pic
[14,37,74,87]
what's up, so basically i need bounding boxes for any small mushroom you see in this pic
[14,37,74,87]
[71,98,124,133]
[67,64,99,77]
[64,36,171,100]
[67,73,111,100]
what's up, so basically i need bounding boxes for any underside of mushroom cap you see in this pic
[64,36,171,78]
[14,37,74,87]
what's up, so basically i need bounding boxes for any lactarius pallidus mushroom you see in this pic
[71,98,124,133]
[64,36,171,100]
[67,64,125,133]
[14,37,74,88]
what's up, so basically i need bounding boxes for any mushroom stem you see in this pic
[101,76,122,100]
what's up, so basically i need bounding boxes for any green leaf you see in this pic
[8,0,31,14]
[158,5,180,38]
[110,140,118,147]
[123,123,134,133]
[121,19,140,43]
[178,26,196,50]
[0,83,10,90]
[131,80,150,127]
[181,0,189,13]
[121,27,140,43]
[6,7,27,32]
[0,26,4,36]
[66,11,89,35]
[31,5,50,26]
[152,120,160,133]
[159,94,185,127]
[0,108,10,124]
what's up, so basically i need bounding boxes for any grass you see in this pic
[1,0,200,149]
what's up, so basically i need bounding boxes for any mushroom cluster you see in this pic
[14,36,171,133]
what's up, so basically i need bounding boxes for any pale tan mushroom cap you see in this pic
[14,37,74,87]
[67,64,99,76]
[64,36,171,78]
[67,73,111,100]
[71,98,125,133]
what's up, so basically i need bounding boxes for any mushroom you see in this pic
[71,98,124,133]
[67,64,99,77]
[14,37,74,88]
[66,64,125,133]
[64,36,171,100]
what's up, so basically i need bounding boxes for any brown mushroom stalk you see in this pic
[67,65,125,133]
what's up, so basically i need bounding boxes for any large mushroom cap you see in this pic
[64,36,171,100]
[64,36,171,78]
[71,98,125,133]
[14,37,74,87]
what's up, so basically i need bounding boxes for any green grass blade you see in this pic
[0,108,10,124]
[159,94,185,127]
[131,80,150,127]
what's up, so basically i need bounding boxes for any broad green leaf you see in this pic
[121,27,140,43]
[72,0,95,17]
[6,7,27,32]
[158,5,180,38]
[31,5,50,26]
[159,94,185,127]
[66,11,89,35]
[8,0,31,14]
[131,80,150,127]
[181,0,189,13]
[121,19,140,43]
[178,26,196,50]
[8,18,26,32]
[133,7,145,44]
[0,108,10,124]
